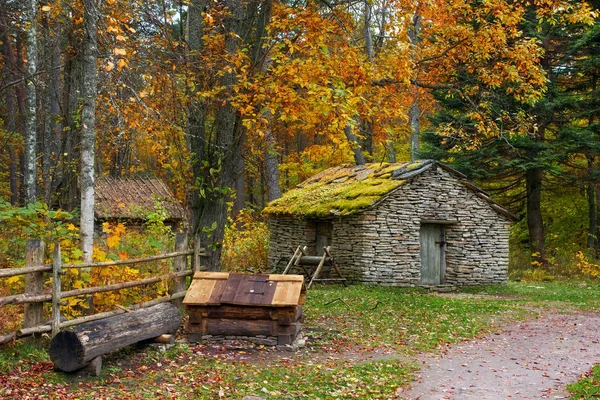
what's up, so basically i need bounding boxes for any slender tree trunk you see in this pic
[42,19,61,205]
[1,2,19,203]
[23,0,38,204]
[80,0,99,262]
[588,182,597,253]
[409,103,420,161]
[233,151,245,214]
[526,166,546,266]
[363,0,374,61]
[58,26,83,211]
[264,126,281,202]
[595,185,600,257]
[409,9,422,162]
[345,125,366,165]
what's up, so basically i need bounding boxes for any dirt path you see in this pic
[405,310,600,400]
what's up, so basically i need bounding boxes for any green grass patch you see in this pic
[304,284,516,352]
[462,281,600,311]
[0,341,49,373]
[568,364,600,399]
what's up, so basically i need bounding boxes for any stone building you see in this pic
[263,160,514,288]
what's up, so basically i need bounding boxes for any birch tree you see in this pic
[80,0,99,262]
[23,0,38,204]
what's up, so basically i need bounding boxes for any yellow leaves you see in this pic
[72,279,85,289]
[113,48,127,56]
[576,251,600,277]
[94,248,107,262]
[41,5,51,12]
[107,234,121,248]
[118,59,128,71]
[105,61,115,72]
[113,223,126,236]
[116,35,127,42]
[102,222,112,234]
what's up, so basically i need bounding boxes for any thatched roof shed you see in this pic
[95,177,186,223]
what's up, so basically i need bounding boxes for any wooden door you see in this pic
[419,224,446,285]
[315,222,332,256]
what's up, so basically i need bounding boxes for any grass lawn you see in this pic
[569,365,600,399]
[1,281,599,399]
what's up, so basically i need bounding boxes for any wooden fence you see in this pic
[0,233,205,345]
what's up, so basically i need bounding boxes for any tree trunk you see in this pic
[192,0,246,271]
[188,0,208,227]
[526,166,546,266]
[58,27,83,211]
[0,2,19,204]
[80,0,99,262]
[42,20,62,205]
[345,125,366,165]
[23,0,38,204]
[265,127,281,202]
[49,303,182,372]
[408,10,422,162]
[590,184,600,257]
[409,102,420,161]
[588,183,597,253]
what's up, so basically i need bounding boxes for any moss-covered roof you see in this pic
[263,160,516,220]
[263,160,432,218]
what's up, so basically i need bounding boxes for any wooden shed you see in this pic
[183,272,305,345]
[264,160,515,289]
[95,177,186,226]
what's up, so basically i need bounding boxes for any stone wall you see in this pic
[268,165,510,286]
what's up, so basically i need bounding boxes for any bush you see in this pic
[221,210,269,273]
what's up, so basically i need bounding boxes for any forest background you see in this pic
[1,0,600,296]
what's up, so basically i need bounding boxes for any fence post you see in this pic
[171,233,188,310]
[192,234,202,272]
[51,243,62,337]
[24,239,44,334]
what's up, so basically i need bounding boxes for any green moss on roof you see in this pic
[263,162,425,217]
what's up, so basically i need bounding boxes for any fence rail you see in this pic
[0,234,205,345]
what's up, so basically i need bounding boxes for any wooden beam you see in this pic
[23,240,44,335]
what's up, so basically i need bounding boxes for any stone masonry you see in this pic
[268,165,511,287]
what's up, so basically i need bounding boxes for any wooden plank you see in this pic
[282,246,301,275]
[0,264,52,279]
[207,279,227,304]
[192,271,229,280]
[183,278,217,305]
[267,274,304,282]
[308,252,327,289]
[219,273,244,303]
[271,281,303,306]
[24,240,44,333]
[199,319,299,337]
[231,275,277,306]
[171,233,188,310]
[63,250,194,269]
[187,305,297,323]
[51,243,62,337]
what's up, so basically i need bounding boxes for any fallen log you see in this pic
[48,303,181,372]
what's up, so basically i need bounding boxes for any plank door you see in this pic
[315,222,332,256]
[419,224,446,285]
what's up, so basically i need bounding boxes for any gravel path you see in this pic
[405,311,600,399]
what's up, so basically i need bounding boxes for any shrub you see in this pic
[221,210,269,273]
